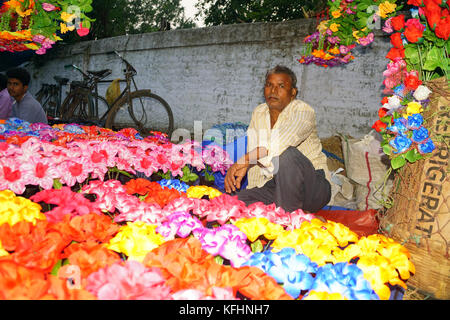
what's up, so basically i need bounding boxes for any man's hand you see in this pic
[224,162,249,193]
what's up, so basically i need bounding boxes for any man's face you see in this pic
[7,78,27,101]
[264,73,297,111]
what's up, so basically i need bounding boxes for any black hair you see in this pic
[265,65,298,90]
[6,67,31,86]
[0,73,7,90]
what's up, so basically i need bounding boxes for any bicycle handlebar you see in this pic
[112,50,137,74]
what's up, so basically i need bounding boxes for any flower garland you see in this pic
[299,0,401,68]
[0,1,93,54]
[372,0,449,170]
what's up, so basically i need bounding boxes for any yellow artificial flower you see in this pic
[331,10,342,19]
[60,23,75,34]
[404,101,423,118]
[186,185,222,199]
[61,12,77,23]
[378,1,397,19]
[233,217,284,242]
[324,220,359,247]
[16,7,33,17]
[107,221,165,262]
[0,190,46,227]
[304,291,347,300]
[329,23,340,33]
[317,20,330,34]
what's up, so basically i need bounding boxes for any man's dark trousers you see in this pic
[236,146,331,213]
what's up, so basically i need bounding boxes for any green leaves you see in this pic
[180,166,199,183]
[391,155,406,170]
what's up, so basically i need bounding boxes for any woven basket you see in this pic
[380,77,450,300]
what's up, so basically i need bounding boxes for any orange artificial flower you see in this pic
[50,213,120,244]
[143,237,292,300]
[62,240,121,279]
[124,178,162,196]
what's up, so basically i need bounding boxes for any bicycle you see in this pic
[36,76,69,120]
[61,51,174,136]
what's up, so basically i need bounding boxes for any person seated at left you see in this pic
[6,67,47,124]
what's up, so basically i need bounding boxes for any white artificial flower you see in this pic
[387,95,401,110]
[413,85,432,101]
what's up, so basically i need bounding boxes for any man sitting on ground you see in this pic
[6,67,47,124]
[224,65,331,213]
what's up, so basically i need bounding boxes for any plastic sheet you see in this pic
[315,209,379,237]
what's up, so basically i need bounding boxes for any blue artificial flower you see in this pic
[418,139,436,154]
[412,126,429,143]
[393,84,405,98]
[389,134,412,154]
[63,124,85,134]
[158,179,189,192]
[310,263,379,300]
[407,113,423,130]
[410,8,419,19]
[243,248,318,299]
[387,117,408,134]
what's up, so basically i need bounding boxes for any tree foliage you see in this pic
[72,0,196,41]
[195,0,329,26]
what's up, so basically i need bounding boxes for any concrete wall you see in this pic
[27,18,391,138]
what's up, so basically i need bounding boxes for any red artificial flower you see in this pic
[391,15,406,31]
[372,120,388,132]
[381,96,389,105]
[435,16,450,40]
[124,178,163,196]
[404,18,426,43]
[386,47,405,61]
[404,73,423,90]
[390,32,404,48]
[378,107,389,118]
[423,0,442,29]
[407,0,424,5]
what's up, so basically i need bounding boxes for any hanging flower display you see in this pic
[299,0,402,67]
[0,0,93,54]
[371,0,448,170]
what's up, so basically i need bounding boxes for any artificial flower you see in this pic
[390,14,405,31]
[404,18,425,43]
[378,1,397,19]
[413,85,432,101]
[42,3,56,11]
[0,189,46,227]
[389,134,412,154]
[372,120,387,133]
[107,221,166,262]
[404,101,424,117]
[412,126,430,143]
[86,260,172,300]
[418,139,436,154]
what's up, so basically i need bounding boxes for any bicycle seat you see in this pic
[87,69,112,79]
[54,76,69,85]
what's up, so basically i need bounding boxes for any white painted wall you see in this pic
[27,18,391,138]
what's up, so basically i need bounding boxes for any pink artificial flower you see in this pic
[86,260,172,300]
[30,186,102,222]
[0,157,28,194]
[77,23,90,37]
[42,3,56,11]
[383,17,394,33]
[21,156,60,190]
[358,33,374,46]
[58,158,91,187]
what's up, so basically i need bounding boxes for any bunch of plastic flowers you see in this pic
[299,0,401,68]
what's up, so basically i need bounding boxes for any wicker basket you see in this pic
[380,77,449,300]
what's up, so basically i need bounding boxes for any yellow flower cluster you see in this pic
[303,291,347,300]
[266,218,413,300]
[377,1,397,19]
[233,217,284,242]
[186,186,222,199]
[0,190,46,227]
[355,235,415,300]
[271,219,355,266]
[107,221,165,262]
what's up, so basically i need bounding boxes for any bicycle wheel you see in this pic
[61,88,95,122]
[105,90,174,136]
